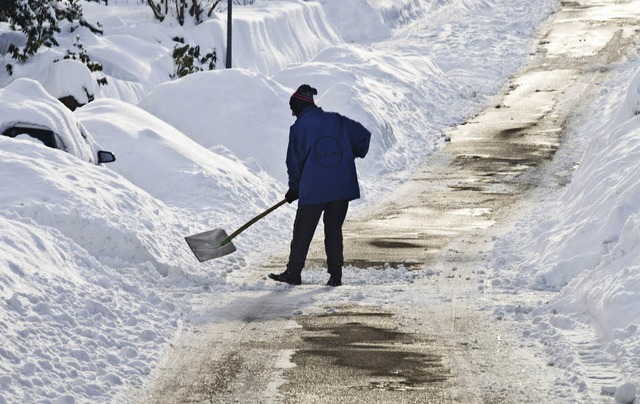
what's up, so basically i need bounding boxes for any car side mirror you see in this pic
[97,150,116,164]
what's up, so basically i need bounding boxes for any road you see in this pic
[135,1,640,403]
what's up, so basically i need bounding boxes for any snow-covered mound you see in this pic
[230,1,342,75]
[0,135,190,276]
[0,82,287,404]
[491,63,640,382]
[0,213,179,403]
[0,136,187,401]
[0,78,105,163]
[0,0,565,402]
[136,68,292,182]
[82,0,342,101]
[77,95,283,212]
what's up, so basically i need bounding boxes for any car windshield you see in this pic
[3,126,58,149]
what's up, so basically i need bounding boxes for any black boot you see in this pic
[326,274,342,287]
[268,271,301,285]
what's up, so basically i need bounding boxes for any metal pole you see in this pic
[226,0,232,68]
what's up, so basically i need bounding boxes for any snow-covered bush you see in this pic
[2,0,79,61]
[0,0,106,78]
[146,0,256,26]
[147,0,213,25]
[171,38,217,78]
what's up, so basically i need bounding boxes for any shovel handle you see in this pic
[221,199,288,245]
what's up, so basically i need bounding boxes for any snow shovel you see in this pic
[185,199,288,262]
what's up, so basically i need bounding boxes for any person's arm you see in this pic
[285,127,301,202]
[344,116,371,158]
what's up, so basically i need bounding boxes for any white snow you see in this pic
[0,78,102,163]
[137,68,293,181]
[491,60,640,394]
[2,0,639,402]
[42,59,96,105]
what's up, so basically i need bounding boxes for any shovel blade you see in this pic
[185,228,236,262]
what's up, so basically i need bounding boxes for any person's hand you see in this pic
[285,189,299,204]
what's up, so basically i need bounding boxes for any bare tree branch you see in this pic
[146,0,164,21]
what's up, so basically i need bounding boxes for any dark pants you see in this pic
[286,200,349,278]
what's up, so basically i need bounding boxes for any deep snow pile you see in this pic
[137,68,294,181]
[0,0,562,402]
[0,78,100,164]
[491,58,640,388]
[0,79,282,402]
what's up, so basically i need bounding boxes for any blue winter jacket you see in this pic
[287,106,371,205]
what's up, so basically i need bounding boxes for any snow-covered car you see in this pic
[0,78,116,164]
[2,122,115,164]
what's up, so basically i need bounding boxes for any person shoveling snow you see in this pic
[269,84,371,287]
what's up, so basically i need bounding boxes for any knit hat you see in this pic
[289,84,318,117]
[291,84,317,104]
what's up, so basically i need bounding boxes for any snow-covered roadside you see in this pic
[491,41,640,397]
[0,0,563,402]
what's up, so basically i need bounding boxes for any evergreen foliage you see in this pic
[147,0,211,26]
[171,37,217,78]
[146,0,255,26]
[0,0,105,63]
[61,35,108,85]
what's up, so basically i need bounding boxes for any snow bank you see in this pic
[316,0,392,43]
[136,68,292,182]
[0,90,286,403]
[0,137,190,276]
[0,215,179,403]
[541,114,640,289]
[0,0,562,402]
[229,1,342,75]
[493,66,640,290]
[552,110,640,381]
[77,96,282,212]
[75,96,294,277]
[84,0,341,101]
[0,138,183,401]
[42,59,95,105]
[491,64,640,383]
[317,0,436,43]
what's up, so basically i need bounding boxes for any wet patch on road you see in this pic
[280,308,451,402]
[369,239,424,249]
[452,154,548,178]
[350,258,426,269]
[496,124,536,139]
